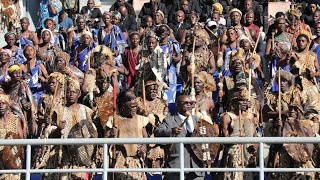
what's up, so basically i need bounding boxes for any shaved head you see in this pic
[119,5,128,17]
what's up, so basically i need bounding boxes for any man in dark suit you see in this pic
[119,6,137,33]
[176,0,202,17]
[154,95,205,180]
[238,0,262,27]
[109,0,136,17]
[169,10,191,42]
[80,0,102,28]
[139,0,168,19]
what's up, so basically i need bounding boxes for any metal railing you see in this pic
[1,137,320,180]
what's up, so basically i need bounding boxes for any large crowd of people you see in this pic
[0,0,320,179]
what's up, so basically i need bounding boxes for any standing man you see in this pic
[105,91,149,180]
[154,95,204,180]
[221,87,258,179]
[80,0,102,29]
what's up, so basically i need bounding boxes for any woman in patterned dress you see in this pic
[2,32,25,65]
[20,44,49,105]
[73,30,95,73]
[37,28,60,74]
[18,17,39,50]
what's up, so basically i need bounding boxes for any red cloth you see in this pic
[84,172,89,180]
[124,47,138,88]
[245,23,260,37]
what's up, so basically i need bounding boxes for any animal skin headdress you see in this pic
[0,94,10,104]
[67,77,80,92]
[288,7,302,18]
[194,71,216,93]
[194,28,210,46]
[230,48,246,64]
[49,72,65,86]
[93,45,114,66]
[56,51,70,64]
[230,87,249,101]
[276,70,295,86]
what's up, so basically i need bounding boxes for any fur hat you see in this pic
[276,70,295,85]
[67,77,80,92]
[49,72,65,86]
[230,87,249,101]
[0,94,10,104]
[288,7,302,18]
[194,28,210,46]
[55,51,70,64]
[194,71,216,93]
[230,48,246,64]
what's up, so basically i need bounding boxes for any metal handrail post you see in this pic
[103,144,108,180]
[25,144,31,180]
[259,142,264,180]
[180,142,184,180]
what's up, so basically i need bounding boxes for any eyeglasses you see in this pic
[180,101,194,105]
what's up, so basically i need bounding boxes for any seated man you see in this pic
[109,0,136,17]
[240,0,262,27]
[119,6,137,33]
[58,10,74,50]
[169,10,190,42]
[139,0,168,20]
[80,0,102,29]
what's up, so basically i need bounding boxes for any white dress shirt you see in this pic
[178,113,194,133]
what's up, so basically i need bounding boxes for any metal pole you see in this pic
[25,144,31,180]
[259,142,264,180]
[180,142,184,180]
[103,144,108,180]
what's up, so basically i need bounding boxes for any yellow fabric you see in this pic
[213,3,223,15]
[8,65,20,73]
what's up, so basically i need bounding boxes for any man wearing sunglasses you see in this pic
[154,95,204,180]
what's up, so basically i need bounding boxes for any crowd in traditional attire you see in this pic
[1,0,320,179]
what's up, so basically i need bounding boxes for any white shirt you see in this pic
[178,113,194,133]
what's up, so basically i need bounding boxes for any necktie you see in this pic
[186,118,192,137]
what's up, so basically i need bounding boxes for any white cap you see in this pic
[207,20,217,28]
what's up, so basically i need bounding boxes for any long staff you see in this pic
[253,32,261,54]
[277,68,282,137]
[239,105,245,168]
[35,79,60,169]
[191,36,196,89]
[190,36,196,115]
[58,76,67,170]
